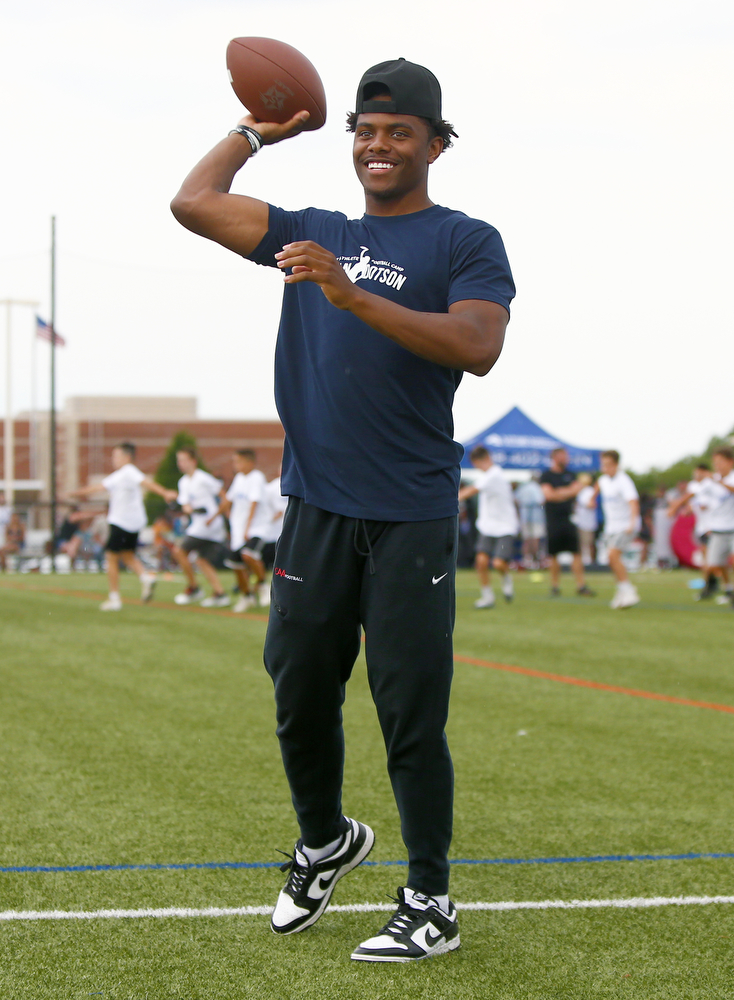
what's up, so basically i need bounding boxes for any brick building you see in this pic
[1,396,284,523]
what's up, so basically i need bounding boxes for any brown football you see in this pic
[226,37,326,131]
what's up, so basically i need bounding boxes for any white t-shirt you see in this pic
[177,469,226,542]
[475,465,519,538]
[598,470,640,535]
[226,469,269,550]
[574,485,598,532]
[704,471,734,532]
[687,479,711,536]
[101,463,147,533]
[261,478,288,543]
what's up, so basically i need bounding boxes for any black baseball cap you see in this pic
[355,58,444,120]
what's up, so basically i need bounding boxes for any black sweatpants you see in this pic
[263,497,457,896]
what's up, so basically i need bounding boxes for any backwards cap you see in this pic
[355,58,443,120]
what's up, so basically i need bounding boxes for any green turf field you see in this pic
[1,569,732,998]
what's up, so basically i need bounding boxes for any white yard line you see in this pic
[3,895,734,922]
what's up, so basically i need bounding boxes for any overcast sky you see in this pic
[1,0,732,471]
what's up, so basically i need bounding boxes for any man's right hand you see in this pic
[236,110,310,145]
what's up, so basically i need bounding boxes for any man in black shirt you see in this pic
[540,447,595,597]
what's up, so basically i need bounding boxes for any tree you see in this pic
[144,430,208,523]
[628,426,734,496]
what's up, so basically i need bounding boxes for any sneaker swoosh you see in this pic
[411,922,445,951]
[306,869,337,900]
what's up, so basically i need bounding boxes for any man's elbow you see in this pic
[170,189,215,233]
[170,191,197,228]
[465,343,503,377]
[465,328,506,377]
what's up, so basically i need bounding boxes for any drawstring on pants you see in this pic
[353,519,376,575]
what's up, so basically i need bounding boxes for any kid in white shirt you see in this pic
[71,442,175,611]
[592,450,641,610]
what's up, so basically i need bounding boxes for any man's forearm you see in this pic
[346,287,505,375]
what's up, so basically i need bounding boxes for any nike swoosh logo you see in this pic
[306,869,337,900]
[411,922,445,951]
[432,573,448,585]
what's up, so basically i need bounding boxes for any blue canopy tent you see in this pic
[461,406,601,472]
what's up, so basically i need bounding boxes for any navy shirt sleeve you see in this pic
[246,205,314,268]
[448,222,515,314]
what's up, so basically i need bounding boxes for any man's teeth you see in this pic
[367,162,394,170]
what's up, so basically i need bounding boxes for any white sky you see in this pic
[1,0,732,471]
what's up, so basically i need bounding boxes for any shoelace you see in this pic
[377,895,420,938]
[276,850,309,896]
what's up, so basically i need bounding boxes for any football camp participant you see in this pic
[253,471,288,607]
[172,58,514,961]
[458,446,518,608]
[70,442,175,610]
[670,449,734,607]
[668,462,717,599]
[592,450,641,609]
[218,449,270,611]
[172,448,230,607]
[540,447,595,598]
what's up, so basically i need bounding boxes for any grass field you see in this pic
[1,568,733,999]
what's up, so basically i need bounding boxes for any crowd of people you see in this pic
[460,444,734,611]
[2,442,732,616]
[40,441,288,612]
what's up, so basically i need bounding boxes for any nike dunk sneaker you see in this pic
[351,886,460,962]
[270,817,374,935]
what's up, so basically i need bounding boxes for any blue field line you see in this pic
[2,850,733,876]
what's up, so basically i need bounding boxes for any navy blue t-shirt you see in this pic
[247,203,515,521]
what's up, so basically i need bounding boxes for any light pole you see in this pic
[1,299,39,508]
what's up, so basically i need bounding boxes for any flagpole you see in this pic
[50,215,57,569]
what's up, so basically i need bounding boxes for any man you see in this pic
[539,448,595,598]
[172,57,514,961]
[670,449,734,607]
[71,442,174,610]
[592,450,641,609]
[458,446,518,608]
[172,448,230,607]
[218,449,270,611]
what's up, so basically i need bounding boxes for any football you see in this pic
[226,37,327,131]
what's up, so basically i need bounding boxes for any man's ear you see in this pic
[427,135,443,164]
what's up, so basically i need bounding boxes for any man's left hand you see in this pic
[275,241,357,310]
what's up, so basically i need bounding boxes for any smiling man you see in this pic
[171,57,515,962]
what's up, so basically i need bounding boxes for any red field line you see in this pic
[454,653,734,715]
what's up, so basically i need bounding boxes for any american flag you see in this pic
[36,315,66,347]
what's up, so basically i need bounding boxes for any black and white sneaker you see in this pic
[270,817,374,935]
[351,886,460,962]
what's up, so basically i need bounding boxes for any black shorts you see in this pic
[105,524,139,553]
[547,522,580,556]
[181,535,224,563]
[241,536,266,560]
[262,541,277,570]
